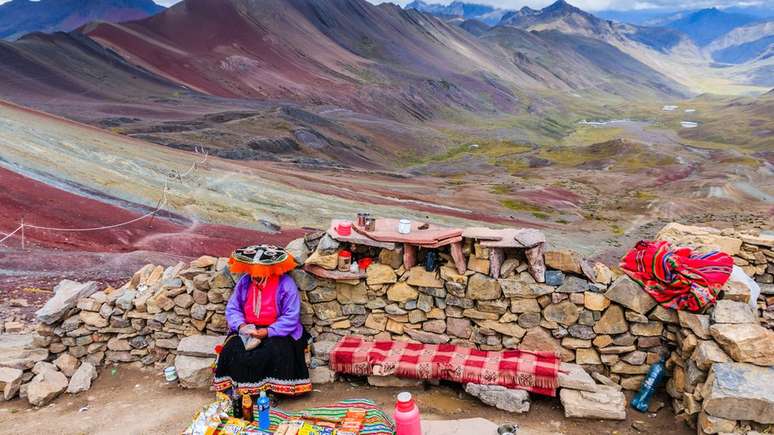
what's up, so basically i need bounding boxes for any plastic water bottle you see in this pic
[630,356,666,412]
[257,390,271,430]
[394,392,422,435]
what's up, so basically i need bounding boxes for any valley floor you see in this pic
[0,366,689,435]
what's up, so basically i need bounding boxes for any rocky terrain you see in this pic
[0,0,770,310]
[1,221,771,434]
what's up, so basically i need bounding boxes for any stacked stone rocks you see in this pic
[7,256,234,406]
[665,287,774,433]
[654,224,774,433]
[735,235,774,284]
[658,224,774,329]
[5,221,771,430]
[735,235,774,330]
[37,256,233,366]
[296,230,673,393]
[665,306,774,432]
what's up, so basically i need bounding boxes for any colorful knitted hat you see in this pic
[228,244,297,278]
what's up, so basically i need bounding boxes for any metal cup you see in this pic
[357,212,370,227]
[497,424,518,435]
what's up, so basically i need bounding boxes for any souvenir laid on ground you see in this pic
[184,396,393,435]
[271,399,393,435]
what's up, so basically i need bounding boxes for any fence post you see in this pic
[20,218,25,250]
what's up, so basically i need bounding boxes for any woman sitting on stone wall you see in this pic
[213,244,311,396]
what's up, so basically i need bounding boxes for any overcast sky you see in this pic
[0,0,768,12]
[370,0,770,11]
[149,0,770,11]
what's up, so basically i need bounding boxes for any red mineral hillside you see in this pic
[0,165,305,292]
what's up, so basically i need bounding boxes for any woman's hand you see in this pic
[251,328,269,339]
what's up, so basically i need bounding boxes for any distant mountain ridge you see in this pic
[0,0,164,40]
[709,20,774,64]
[497,0,686,54]
[404,0,508,25]
[0,0,688,126]
[654,8,760,46]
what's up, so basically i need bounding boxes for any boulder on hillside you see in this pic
[0,334,48,370]
[604,276,656,314]
[285,238,310,264]
[711,300,757,324]
[465,383,530,413]
[175,355,214,389]
[557,363,598,392]
[560,385,626,420]
[702,363,774,424]
[53,353,80,378]
[0,367,23,400]
[309,366,335,384]
[656,223,742,255]
[544,250,583,275]
[67,362,97,394]
[27,369,68,406]
[36,280,98,324]
[709,323,774,366]
[176,335,225,358]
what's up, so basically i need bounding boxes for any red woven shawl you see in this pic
[620,240,733,312]
[329,336,561,396]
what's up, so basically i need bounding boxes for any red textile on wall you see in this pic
[620,240,733,312]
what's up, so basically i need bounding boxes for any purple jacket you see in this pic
[225,274,303,340]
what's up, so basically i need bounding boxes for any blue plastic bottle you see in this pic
[630,356,666,412]
[257,390,271,430]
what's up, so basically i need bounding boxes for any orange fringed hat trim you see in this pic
[228,255,297,278]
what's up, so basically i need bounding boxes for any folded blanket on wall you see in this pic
[621,240,733,313]
[329,336,561,396]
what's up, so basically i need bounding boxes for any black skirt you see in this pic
[213,331,312,396]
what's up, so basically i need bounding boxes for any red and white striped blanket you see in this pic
[329,336,561,396]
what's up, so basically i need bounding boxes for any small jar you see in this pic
[337,250,352,272]
[398,219,412,234]
[364,217,376,231]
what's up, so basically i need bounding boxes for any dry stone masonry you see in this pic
[1,222,772,433]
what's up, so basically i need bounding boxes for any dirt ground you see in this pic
[0,366,690,435]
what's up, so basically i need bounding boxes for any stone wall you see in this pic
[2,223,772,432]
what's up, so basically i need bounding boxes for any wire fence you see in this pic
[0,147,208,249]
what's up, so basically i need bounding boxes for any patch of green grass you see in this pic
[490,184,512,194]
[610,224,625,236]
[501,199,544,213]
[532,211,550,220]
[633,191,657,201]
[561,127,626,146]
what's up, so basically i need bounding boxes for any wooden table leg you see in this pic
[450,241,466,275]
[490,247,504,278]
[525,243,546,283]
[403,243,417,270]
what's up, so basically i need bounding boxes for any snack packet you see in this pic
[218,417,249,435]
